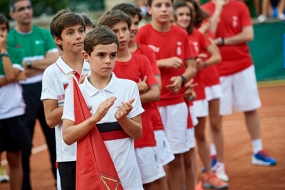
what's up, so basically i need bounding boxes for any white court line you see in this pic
[1,144,47,166]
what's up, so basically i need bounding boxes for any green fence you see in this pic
[249,21,285,81]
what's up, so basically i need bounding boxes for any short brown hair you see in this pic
[81,14,95,28]
[84,25,119,56]
[50,9,85,40]
[97,10,131,29]
[0,14,9,31]
[112,3,143,21]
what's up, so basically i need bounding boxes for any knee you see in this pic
[7,152,22,168]
[195,131,206,142]
[210,120,221,132]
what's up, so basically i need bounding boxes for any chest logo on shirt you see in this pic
[232,16,238,28]
[88,105,93,115]
[35,40,45,45]
[16,44,21,48]
[148,45,160,53]
[193,42,199,54]
[177,41,182,56]
[63,82,69,90]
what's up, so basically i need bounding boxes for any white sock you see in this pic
[252,139,263,154]
[210,143,217,156]
[216,162,224,167]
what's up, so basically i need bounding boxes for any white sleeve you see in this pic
[128,82,144,119]
[62,86,75,122]
[41,69,57,100]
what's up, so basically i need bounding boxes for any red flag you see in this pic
[72,78,123,190]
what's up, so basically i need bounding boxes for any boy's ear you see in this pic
[147,5,152,15]
[9,11,15,20]
[54,35,62,46]
[82,51,89,62]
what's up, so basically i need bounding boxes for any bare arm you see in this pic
[223,26,253,45]
[140,85,160,103]
[23,51,59,70]
[209,0,226,34]
[63,97,117,145]
[157,57,183,69]
[43,99,64,128]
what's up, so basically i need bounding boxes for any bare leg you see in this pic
[168,154,185,190]
[7,151,23,190]
[253,0,261,16]
[244,110,261,140]
[277,0,285,13]
[183,148,197,190]
[152,176,169,190]
[195,117,211,173]
[208,99,224,163]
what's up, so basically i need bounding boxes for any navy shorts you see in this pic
[58,161,76,190]
[0,115,31,153]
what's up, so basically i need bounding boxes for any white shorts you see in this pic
[158,102,189,154]
[186,127,195,149]
[189,105,199,126]
[192,99,209,118]
[219,65,261,115]
[135,147,166,184]
[154,130,175,166]
[205,84,223,101]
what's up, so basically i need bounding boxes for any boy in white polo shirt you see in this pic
[41,10,90,190]
[62,25,144,190]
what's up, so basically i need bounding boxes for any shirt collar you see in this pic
[83,72,118,97]
[55,57,90,75]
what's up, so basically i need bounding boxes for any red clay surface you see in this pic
[1,85,285,190]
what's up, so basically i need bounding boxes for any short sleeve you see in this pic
[239,3,252,28]
[200,32,211,50]
[8,47,24,69]
[62,86,75,121]
[41,67,58,100]
[184,34,196,60]
[128,82,144,119]
[139,56,158,87]
[142,45,160,75]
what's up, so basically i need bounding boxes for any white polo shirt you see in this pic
[41,57,90,162]
[62,73,144,190]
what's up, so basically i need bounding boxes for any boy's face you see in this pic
[10,0,33,25]
[175,6,191,30]
[148,0,173,24]
[83,43,117,77]
[55,24,86,53]
[129,14,140,42]
[111,21,130,51]
[0,23,8,37]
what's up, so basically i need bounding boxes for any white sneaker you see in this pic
[257,15,266,23]
[278,13,285,20]
[0,166,9,183]
[215,163,229,182]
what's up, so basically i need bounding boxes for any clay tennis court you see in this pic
[1,84,284,190]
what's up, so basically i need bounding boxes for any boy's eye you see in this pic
[79,29,85,33]
[110,53,117,58]
[67,31,73,35]
[165,3,171,7]
[155,3,161,8]
[98,53,105,57]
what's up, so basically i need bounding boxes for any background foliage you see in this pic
[0,0,104,19]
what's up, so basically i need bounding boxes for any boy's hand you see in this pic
[166,57,183,69]
[137,76,148,94]
[166,76,183,93]
[78,74,88,84]
[92,97,116,122]
[195,57,207,71]
[184,80,198,101]
[0,33,7,53]
[115,98,135,120]
[214,0,226,12]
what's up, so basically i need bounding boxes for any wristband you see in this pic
[180,75,187,86]
[0,51,9,58]
[26,61,32,68]
[216,37,224,45]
